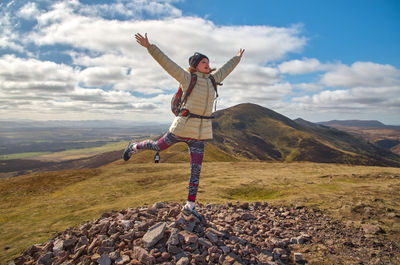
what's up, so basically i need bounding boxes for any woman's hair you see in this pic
[187,66,216,74]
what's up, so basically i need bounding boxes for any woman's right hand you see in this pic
[238,48,245,58]
[135,33,150,48]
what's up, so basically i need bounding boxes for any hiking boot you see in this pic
[182,205,203,221]
[123,142,138,161]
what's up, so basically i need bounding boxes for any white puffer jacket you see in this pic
[148,44,241,140]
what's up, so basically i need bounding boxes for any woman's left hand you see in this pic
[238,48,245,58]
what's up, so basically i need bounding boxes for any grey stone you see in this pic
[121,220,133,230]
[63,238,77,250]
[98,254,112,265]
[153,202,165,208]
[72,245,87,260]
[206,227,224,237]
[76,236,88,249]
[97,246,114,255]
[37,252,53,265]
[108,251,120,261]
[167,228,179,245]
[205,231,219,244]
[178,230,198,244]
[198,237,212,248]
[115,255,131,265]
[176,256,190,265]
[168,244,182,254]
[115,254,130,265]
[133,247,156,265]
[52,239,64,254]
[142,222,167,248]
[272,248,286,260]
[220,246,231,255]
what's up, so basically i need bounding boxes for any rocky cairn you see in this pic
[11,202,394,265]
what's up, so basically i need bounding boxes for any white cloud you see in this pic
[2,0,399,124]
[293,83,323,92]
[0,54,77,92]
[320,62,400,88]
[289,85,400,119]
[279,58,322,74]
[17,2,40,20]
[3,0,306,120]
[0,9,25,53]
[78,0,182,19]
[29,4,306,64]
[79,66,129,87]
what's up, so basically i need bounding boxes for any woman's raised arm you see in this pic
[135,33,150,48]
[134,33,190,88]
[212,49,244,83]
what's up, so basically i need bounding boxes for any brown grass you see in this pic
[0,161,400,264]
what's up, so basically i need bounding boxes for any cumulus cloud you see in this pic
[0,0,306,121]
[320,62,400,88]
[79,66,129,87]
[0,54,162,120]
[275,59,400,123]
[293,83,323,92]
[78,0,182,19]
[295,86,400,107]
[0,54,77,92]
[279,58,322,74]
[17,2,40,20]
[1,0,399,124]
[0,6,25,53]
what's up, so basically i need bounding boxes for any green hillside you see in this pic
[211,103,400,166]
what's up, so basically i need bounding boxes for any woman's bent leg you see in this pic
[124,132,181,161]
[136,132,180,151]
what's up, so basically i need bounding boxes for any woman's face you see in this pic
[196,58,210,74]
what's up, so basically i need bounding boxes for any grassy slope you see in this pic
[1,160,400,264]
[0,141,128,161]
[212,104,400,166]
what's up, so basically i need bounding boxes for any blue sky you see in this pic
[1,0,399,124]
[176,0,400,67]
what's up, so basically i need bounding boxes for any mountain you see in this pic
[318,119,400,155]
[319,120,388,128]
[211,103,400,166]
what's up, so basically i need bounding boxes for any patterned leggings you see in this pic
[136,132,205,202]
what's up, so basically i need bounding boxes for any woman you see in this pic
[124,33,244,220]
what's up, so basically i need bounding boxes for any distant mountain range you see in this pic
[318,120,400,129]
[2,103,400,178]
[318,119,400,154]
[211,103,400,167]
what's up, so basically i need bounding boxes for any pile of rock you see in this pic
[10,201,396,265]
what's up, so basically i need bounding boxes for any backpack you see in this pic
[171,73,220,116]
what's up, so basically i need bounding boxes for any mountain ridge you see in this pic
[211,103,400,167]
[319,120,387,128]
[317,118,400,155]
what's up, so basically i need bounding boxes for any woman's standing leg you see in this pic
[186,140,205,202]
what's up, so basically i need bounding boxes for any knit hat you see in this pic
[189,52,208,68]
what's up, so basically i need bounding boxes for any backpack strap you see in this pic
[181,73,197,107]
[208,75,222,112]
